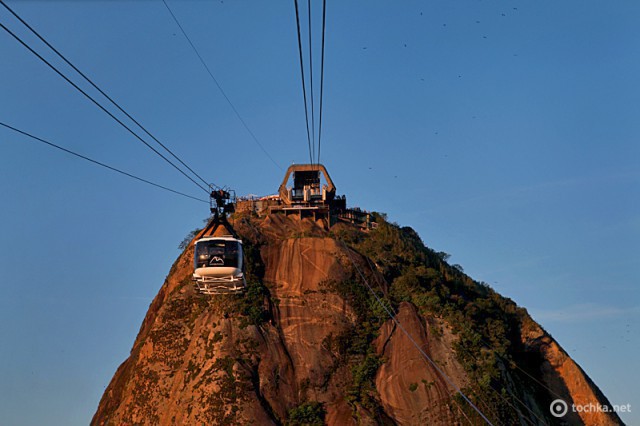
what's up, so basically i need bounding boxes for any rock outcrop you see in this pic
[92,214,623,425]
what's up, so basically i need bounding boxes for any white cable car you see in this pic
[193,236,246,295]
[192,187,246,295]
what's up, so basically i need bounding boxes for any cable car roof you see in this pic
[196,236,243,243]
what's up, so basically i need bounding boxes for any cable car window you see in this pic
[225,241,239,268]
[195,240,240,269]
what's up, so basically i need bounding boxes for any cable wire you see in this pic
[339,240,495,426]
[0,21,211,195]
[0,122,208,203]
[306,0,316,164]
[161,0,282,171]
[293,0,314,165]
[367,251,552,425]
[478,337,566,402]
[456,345,549,426]
[0,0,212,190]
[317,0,327,167]
[365,253,550,425]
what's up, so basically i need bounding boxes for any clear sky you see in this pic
[0,1,638,424]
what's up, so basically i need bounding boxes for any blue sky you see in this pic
[0,1,638,424]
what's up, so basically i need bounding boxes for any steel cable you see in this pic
[0,122,208,203]
[0,21,211,194]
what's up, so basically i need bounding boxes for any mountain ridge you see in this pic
[92,212,622,425]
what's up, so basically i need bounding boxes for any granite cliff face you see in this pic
[92,214,622,425]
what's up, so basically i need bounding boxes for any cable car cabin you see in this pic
[193,236,246,295]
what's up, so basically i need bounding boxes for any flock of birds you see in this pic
[355,6,636,364]
[358,7,524,175]
[362,7,521,52]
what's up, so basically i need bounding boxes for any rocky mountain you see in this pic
[92,213,622,425]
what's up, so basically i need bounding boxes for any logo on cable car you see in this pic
[210,256,224,266]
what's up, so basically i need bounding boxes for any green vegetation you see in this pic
[287,401,326,426]
[212,356,238,401]
[236,240,271,328]
[321,270,390,416]
[202,356,244,425]
[178,227,202,250]
[339,214,531,424]
[346,353,384,413]
[127,367,161,423]
[323,277,391,357]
